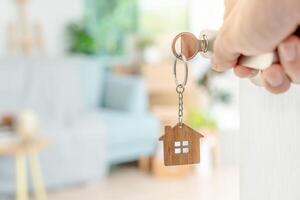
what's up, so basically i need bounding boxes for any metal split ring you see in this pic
[176,84,185,93]
[173,55,188,87]
[171,32,198,61]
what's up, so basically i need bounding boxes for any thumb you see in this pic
[224,0,238,19]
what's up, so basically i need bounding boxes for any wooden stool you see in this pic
[0,137,48,200]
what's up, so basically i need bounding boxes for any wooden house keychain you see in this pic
[158,54,204,166]
[159,29,279,166]
[159,33,206,166]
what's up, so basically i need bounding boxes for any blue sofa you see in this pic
[101,74,160,164]
[0,57,160,194]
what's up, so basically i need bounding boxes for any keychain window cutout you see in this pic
[182,148,189,154]
[174,141,190,154]
[174,141,181,147]
[175,148,181,154]
[182,141,189,146]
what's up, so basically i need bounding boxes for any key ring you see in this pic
[172,32,208,61]
[173,55,188,87]
[172,32,199,61]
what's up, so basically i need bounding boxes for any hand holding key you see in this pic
[213,0,300,94]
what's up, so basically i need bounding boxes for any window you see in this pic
[174,140,189,154]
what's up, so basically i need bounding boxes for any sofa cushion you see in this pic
[38,111,108,189]
[97,108,160,164]
[0,58,88,124]
[78,57,105,109]
[0,59,27,115]
[24,58,85,125]
[102,74,148,113]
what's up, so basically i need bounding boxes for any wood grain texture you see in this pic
[160,123,203,166]
[240,80,300,200]
[0,137,48,155]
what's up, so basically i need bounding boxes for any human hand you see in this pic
[237,35,300,94]
[213,0,300,94]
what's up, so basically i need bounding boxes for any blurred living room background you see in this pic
[0,0,239,200]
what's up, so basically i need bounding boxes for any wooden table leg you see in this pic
[138,156,151,172]
[16,152,28,200]
[28,151,47,200]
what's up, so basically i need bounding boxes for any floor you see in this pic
[48,166,239,200]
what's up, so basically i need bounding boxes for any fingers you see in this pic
[234,65,258,78]
[212,50,238,72]
[224,0,238,19]
[212,0,298,73]
[261,64,291,94]
[250,71,264,86]
[247,35,299,94]
[212,28,240,72]
[278,35,300,83]
[212,0,241,72]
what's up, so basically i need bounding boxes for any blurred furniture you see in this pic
[7,0,45,56]
[0,134,48,200]
[113,64,141,75]
[142,62,177,108]
[0,57,159,195]
[102,74,160,164]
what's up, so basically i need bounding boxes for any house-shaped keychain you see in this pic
[159,123,204,166]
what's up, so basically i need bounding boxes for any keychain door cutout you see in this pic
[159,123,204,166]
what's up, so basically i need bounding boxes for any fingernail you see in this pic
[279,41,297,61]
[212,65,218,71]
[248,70,259,78]
[212,67,223,72]
[212,65,229,72]
[265,72,284,87]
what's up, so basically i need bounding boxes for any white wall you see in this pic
[0,0,83,56]
[188,0,224,34]
[240,81,300,200]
